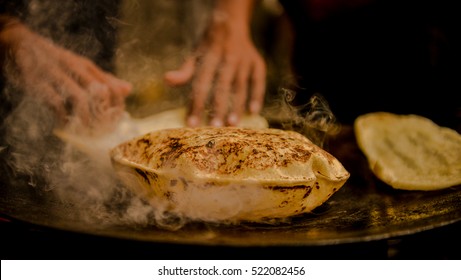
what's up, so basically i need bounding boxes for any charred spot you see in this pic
[179,177,188,187]
[203,182,216,188]
[164,191,174,201]
[222,142,243,157]
[170,179,178,187]
[206,140,215,148]
[135,168,150,184]
[315,182,320,189]
[301,206,306,212]
[279,200,289,207]
[137,138,152,146]
[302,186,313,199]
[333,188,337,192]
[157,138,186,165]
[266,186,287,192]
[148,172,159,182]
[281,159,290,167]
[266,185,309,192]
[168,137,184,150]
[141,151,153,162]
[293,147,312,161]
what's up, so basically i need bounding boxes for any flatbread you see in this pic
[354,112,461,191]
[110,127,350,222]
[54,107,268,168]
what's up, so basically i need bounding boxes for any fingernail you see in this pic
[250,101,261,114]
[187,115,200,127]
[210,118,223,127]
[227,113,239,126]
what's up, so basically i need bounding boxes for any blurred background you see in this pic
[114,0,295,118]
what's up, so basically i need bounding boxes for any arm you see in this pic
[164,0,266,127]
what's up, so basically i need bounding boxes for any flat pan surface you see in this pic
[1,126,460,246]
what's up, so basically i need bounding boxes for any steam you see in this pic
[1,0,340,233]
[1,93,156,227]
[263,88,340,148]
[0,0,198,230]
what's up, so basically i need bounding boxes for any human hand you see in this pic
[164,11,266,127]
[0,19,132,131]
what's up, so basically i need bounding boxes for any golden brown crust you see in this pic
[113,127,349,184]
[110,127,350,222]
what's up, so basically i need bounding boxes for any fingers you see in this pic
[48,58,129,128]
[55,51,132,128]
[163,32,267,127]
[210,56,236,127]
[101,72,132,108]
[188,53,221,127]
[51,67,92,126]
[204,52,266,127]
[163,56,201,127]
[57,73,124,130]
[61,53,132,109]
[249,56,266,115]
[5,24,131,131]
[224,54,266,126]
[228,60,250,126]
[169,53,266,127]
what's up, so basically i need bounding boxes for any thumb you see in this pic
[164,57,195,86]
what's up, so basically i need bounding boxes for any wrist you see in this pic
[210,0,256,36]
[209,10,251,38]
[0,15,21,31]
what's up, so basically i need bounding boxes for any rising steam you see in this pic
[1,0,340,232]
[0,0,198,230]
[264,88,340,148]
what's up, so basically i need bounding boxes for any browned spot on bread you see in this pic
[123,127,321,176]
